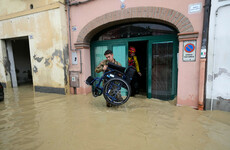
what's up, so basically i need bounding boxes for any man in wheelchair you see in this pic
[86,50,136,107]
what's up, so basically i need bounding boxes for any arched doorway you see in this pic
[90,22,178,100]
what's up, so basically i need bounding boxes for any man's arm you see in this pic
[134,56,142,76]
[95,60,106,73]
[114,59,121,66]
[134,56,140,73]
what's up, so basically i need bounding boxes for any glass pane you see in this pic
[95,46,108,78]
[152,42,173,99]
[112,45,127,96]
[112,45,126,67]
[93,23,177,41]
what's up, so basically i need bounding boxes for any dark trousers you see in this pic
[130,72,139,96]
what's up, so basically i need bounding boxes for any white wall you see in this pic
[0,40,7,83]
[6,41,18,87]
[206,0,230,110]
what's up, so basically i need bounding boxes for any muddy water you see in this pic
[0,85,230,150]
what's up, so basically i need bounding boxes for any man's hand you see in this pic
[138,72,142,76]
[103,65,108,71]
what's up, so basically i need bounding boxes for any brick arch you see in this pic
[77,7,194,43]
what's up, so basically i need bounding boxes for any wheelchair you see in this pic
[86,62,136,106]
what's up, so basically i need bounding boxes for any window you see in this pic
[92,23,177,41]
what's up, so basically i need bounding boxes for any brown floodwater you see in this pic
[0,85,230,150]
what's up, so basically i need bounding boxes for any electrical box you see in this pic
[72,51,78,65]
[70,71,79,87]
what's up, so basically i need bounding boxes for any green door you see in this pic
[152,42,174,99]
[147,35,178,100]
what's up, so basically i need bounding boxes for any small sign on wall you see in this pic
[72,26,77,32]
[201,48,206,58]
[72,76,76,82]
[188,3,202,14]
[183,40,196,62]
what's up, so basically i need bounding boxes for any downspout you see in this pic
[66,0,82,73]
[66,0,94,73]
[199,0,211,110]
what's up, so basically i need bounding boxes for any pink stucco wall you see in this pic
[76,48,92,94]
[177,37,202,108]
[68,0,205,108]
[69,0,204,47]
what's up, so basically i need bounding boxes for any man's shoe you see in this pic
[106,102,113,107]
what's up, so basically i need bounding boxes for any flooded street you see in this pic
[0,85,230,150]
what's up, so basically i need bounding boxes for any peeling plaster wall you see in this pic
[206,0,230,111]
[0,2,68,92]
[0,40,12,87]
[0,0,65,16]
[0,41,7,84]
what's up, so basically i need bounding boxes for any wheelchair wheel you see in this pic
[103,78,130,106]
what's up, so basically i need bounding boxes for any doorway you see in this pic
[91,35,178,100]
[128,41,148,94]
[91,22,178,100]
[6,37,33,87]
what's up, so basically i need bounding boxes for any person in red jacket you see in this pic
[128,46,142,96]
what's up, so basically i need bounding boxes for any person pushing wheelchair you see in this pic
[128,46,142,96]
[95,50,122,107]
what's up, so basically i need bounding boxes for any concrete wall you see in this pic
[206,0,230,111]
[68,0,205,108]
[0,0,69,94]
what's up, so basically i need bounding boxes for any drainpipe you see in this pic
[67,0,94,94]
[66,0,94,73]
[198,0,211,110]
[66,0,82,73]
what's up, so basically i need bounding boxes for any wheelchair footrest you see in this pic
[86,76,95,85]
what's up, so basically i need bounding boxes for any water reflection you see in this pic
[0,85,230,150]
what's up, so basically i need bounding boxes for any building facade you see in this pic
[206,0,230,111]
[0,0,69,94]
[68,0,205,109]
